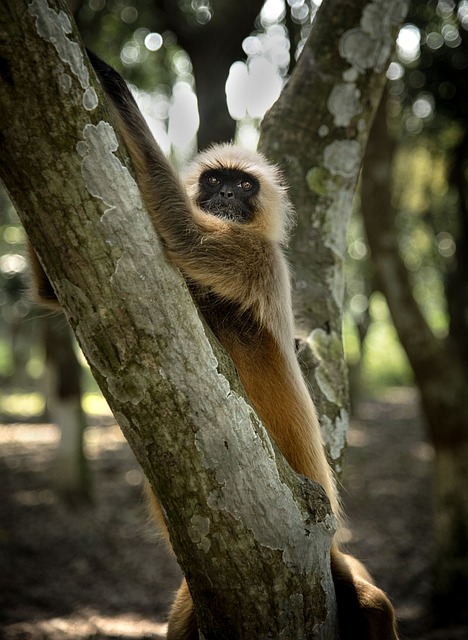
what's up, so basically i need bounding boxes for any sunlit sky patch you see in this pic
[261,0,286,25]
[397,24,421,63]
[167,82,200,148]
[226,57,283,121]
[144,32,163,52]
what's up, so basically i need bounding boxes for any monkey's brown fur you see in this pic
[30,52,398,639]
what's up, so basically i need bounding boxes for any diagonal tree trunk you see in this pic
[0,1,337,636]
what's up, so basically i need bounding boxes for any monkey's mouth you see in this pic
[200,197,253,223]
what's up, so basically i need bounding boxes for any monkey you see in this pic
[29,50,399,640]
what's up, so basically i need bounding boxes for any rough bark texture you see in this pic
[0,1,338,637]
[259,0,410,475]
[361,96,468,622]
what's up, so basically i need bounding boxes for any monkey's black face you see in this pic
[196,168,259,223]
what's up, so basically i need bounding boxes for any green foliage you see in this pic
[0,192,36,393]
[0,194,28,315]
[0,338,13,378]
[389,0,468,136]
[0,391,45,419]
[392,144,452,336]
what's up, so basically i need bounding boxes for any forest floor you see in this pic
[0,388,467,640]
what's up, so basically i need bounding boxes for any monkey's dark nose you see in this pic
[220,186,234,198]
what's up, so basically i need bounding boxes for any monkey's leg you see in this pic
[331,551,399,640]
[166,578,198,640]
[144,487,199,640]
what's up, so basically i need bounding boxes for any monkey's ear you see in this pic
[28,243,59,307]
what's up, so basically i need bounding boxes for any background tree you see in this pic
[0,191,92,502]
[361,0,468,623]
[44,315,92,503]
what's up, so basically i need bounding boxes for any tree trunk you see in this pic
[361,94,468,623]
[260,0,409,474]
[0,1,337,636]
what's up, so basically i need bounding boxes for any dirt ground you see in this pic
[1,389,467,640]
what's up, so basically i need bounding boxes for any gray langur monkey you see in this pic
[30,51,399,640]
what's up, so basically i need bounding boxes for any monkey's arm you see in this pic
[89,51,274,306]
[88,51,191,235]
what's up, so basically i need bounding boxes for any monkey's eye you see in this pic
[207,175,219,186]
[240,180,253,191]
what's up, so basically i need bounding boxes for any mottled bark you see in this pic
[259,0,410,474]
[0,1,337,637]
[361,95,468,621]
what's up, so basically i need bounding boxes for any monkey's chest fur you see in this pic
[188,285,261,354]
